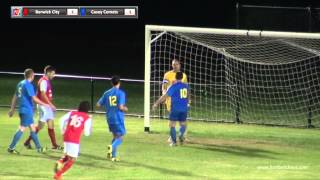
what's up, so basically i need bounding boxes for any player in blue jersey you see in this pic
[153,72,190,146]
[7,68,54,154]
[96,76,128,161]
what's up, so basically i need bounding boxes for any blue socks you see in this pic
[9,130,23,149]
[112,138,123,157]
[179,125,186,138]
[30,131,41,149]
[170,127,176,143]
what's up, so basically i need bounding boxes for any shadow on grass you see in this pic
[80,152,203,178]
[19,152,204,178]
[187,140,280,159]
[20,153,115,170]
[119,161,204,178]
[0,172,47,179]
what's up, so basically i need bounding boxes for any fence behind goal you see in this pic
[145,25,320,129]
[0,72,144,117]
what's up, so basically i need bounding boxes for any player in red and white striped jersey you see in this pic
[24,65,62,150]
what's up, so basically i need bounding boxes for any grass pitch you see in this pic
[0,108,320,179]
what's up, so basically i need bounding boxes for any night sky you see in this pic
[2,0,320,79]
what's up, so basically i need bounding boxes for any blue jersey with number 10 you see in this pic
[166,82,189,113]
[98,87,126,124]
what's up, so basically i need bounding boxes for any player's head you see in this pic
[111,75,121,87]
[24,68,34,81]
[172,59,181,72]
[78,101,90,113]
[44,65,56,80]
[175,71,184,81]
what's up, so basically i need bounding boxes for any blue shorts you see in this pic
[169,111,187,121]
[19,113,34,127]
[108,123,126,136]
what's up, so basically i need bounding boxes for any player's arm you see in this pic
[39,80,56,110]
[119,105,128,112]
[8,94,17,117]
[32,96,51,107]
[152,94,168,110]
[84,118,92,136]
[161,83,168,95]
[183,74,191,106]
[96,93,106,108]
[25,82,51,108]
[118,92,128,112]
[162,73,169,95]
[153,85,175,110]
[59,112,71,135]
[187,86,191,107]
[153,86,172,110]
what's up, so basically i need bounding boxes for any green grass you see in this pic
[0,108,320,179]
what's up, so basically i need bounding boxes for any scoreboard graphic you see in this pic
[11,6,138,19]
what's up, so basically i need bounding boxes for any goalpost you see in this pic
[144,25,320,132]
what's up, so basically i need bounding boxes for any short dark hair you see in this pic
[111,75,120,86]
[44,65,56,74]
[24,68,34,79]
[78,101,90,113]
[176,72,183,80]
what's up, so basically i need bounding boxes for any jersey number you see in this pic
[180,88,188,98]
[109,96,117,106]
[17,87,22,98]
[70,115,83,128]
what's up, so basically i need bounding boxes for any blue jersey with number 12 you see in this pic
[98,87,126,124]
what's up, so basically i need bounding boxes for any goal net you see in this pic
[144,25,320,131]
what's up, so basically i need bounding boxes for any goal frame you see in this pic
[144,24,320,132]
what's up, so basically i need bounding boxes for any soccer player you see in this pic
[153,72,189,146]
[96,76,128,162]
[162,59,189,142]
[24,65,62,150]
[7,68,52,154]
[54,101,92,180]
[162,59,188,111]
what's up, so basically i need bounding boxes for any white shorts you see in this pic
[38,105,55,122]
[64,142,80,158]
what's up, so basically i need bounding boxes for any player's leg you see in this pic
[41,105,61,149]
[55,142,69,173]
[23,121,43,148]
[109,123,125,161]
[179,121,187,145]
[23,107,45,148]
[8,124,26,154]
[168,111,178,146]
[107,124,115,159]
[29,123,46,153]
[169,120,177,146]
[111,134,123,161]
[166,99,172,143]
[47,119,62,150]
[54,142,78,179]
[54,155,76,180]
[178,111,188,145]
